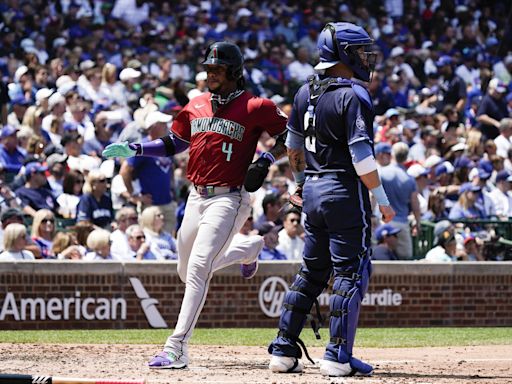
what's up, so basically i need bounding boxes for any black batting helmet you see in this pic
[202,42,244,81]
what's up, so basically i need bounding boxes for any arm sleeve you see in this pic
[285,129,304,150]
[257,98,288,137]
[343,93,372,146]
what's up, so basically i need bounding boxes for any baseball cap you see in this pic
[162,100,183,112]
[11,96,30,107]
[35,88,54,104]
[258,221,281,236]
[25,162,48,177]
[477,167,491,180]
[0,208,24,223]
[489,78,507,93]
[450,142,467,152]
[453,155,474,170]
[435,55,453,67]
[375,142,392,155]
[52,37,67,49]
[375,224,401,242]
[46,153,68,168]
[435,161,455,177]
[433,220,452,239]
[119,68,141,81]
[495,170,512,183]
[195,71,207,82]
[144,111,172,129]
[385,108,400,118]
[402,119,419,130]
[14,65,29,82]
[48,92,66,110]
[424,155,443,169]
[438,230,456,247]
[390,46,405,58]
[1,125,19,139]
[463,233,476,246]
[407,164,428,179]
[459,182,481,194]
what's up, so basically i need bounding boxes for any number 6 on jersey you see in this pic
[222,142,233,161]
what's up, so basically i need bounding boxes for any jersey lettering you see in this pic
[191,117,245,141]
[303,111,316,153]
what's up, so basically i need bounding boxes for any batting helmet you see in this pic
[315,22,376,81]
[202,42,244,81]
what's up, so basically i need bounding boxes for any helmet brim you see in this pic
[314,61,339,71]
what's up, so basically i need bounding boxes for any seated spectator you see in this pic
[53,232,83,260]
[126,224,156,260]
[276,207,304,261]
[31,209,56,259]
[57,170,84,219]
[449,183,487,220]
[110,207,139,260]
[140,206,177,260]
[0,164,21,211]
[0,125,25,174]
[258,221,287,261]
[423,229,457,262]
[77,170,113,228]
[423,190,449,221]
[85,228,113,260]
[46,153,68,198]
[254,192,282,231]
[0,223,35,260]
[487,170,512,219]
[15,162,58,217]
[372,224,400,260]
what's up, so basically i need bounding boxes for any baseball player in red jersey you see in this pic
[103,42,288,369]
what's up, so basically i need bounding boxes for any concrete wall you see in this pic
[1,261,511,329]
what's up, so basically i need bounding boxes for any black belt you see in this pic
[194,185,241,198]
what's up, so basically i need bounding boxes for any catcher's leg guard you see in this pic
[268,266,330,361]
[325,252,372,373]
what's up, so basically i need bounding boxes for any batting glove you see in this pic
[102,142,137,158]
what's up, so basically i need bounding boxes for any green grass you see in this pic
[1,328,512,348]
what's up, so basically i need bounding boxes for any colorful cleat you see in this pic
[148,351,187,369]
[240,259,258,279]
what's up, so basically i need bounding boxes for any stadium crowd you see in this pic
[0,0,511,262]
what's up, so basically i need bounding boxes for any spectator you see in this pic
[76,169,113,228]
[0,165,21,211]
[487,170,512,219]
[406,164,430,215]
[187,71,208,100]
[462,234,485,261]
[0,208,40,257]
[258,221,287,261]
[379,143,421,259]
[494,118,512,159]
[15,162,58,217]
[46,153,68,198]
[140,206,177,260]
[57,169,84,219]
[110,207,139,260]
[288,47,315,84]
[254,192,282,231]
[477,78,509,140]
[85,228,113,260]
[449,183,487,220]
[0,125,25,174]
[52,232,83,260]
[0,223,35,260]
[121,111,176,233]
[0,80,9,125]
[423,229,457,262]
[126,224,156,260]
[31,209,56,259]
[276,207,304,261]
[372,223,400,260]
[434,56,467,117]
[61,131,100,173]
[7,97,31,128]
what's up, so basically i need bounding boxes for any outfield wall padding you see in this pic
[0,261,511,329]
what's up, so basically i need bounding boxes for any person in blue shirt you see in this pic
[448,183,487,221]
[76,169,113,229]
[15,162,58,217]
[258,221,287,261]
[268,22,395,378]
[0,125,25,174]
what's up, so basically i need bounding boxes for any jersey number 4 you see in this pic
[222,142,233,161]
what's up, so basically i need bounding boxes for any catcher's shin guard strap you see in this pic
[278,330,315,364]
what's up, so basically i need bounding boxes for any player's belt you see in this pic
[194,185,241,198]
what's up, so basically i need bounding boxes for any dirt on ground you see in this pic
[1,344,511,384]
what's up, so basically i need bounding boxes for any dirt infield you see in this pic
[1,344,511,384]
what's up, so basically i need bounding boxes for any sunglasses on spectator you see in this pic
[75,179,85,184]
[156,213,164,218]
[132,235,146,240]
[42,218,55,224]
[123,216,138,222]
[290,218,300,223]
[95,179,107,183]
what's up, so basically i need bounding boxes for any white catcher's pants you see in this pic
[164,188,263,362]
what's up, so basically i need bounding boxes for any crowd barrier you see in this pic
[1,261,511,330]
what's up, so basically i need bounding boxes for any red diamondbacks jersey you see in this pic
[171,91,287,187]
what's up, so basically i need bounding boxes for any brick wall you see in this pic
[1,261,511,329]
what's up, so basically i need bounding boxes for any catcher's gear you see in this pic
[244,157,271,192]
[102,141,137,158]
[202,42,244,81]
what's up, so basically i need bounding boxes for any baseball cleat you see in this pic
[148,351,187,369]
[269,355,304,373]
[319,358,373,377]
[240,259,258,279]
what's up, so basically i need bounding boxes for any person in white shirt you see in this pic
[187,72,208,100]
[494,118,512,159]
[487,170,512,219]
[288,47,315,83]
[85,228,113,260]
[276,208,304,261]
[110,207,139,260]
[0,223,35,260]
[424,229,457,262]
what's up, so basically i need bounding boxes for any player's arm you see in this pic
[350,140,395,223]
[102,134,189,159]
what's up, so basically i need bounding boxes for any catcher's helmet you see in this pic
[202,42,244,81]
[315,22,376,81]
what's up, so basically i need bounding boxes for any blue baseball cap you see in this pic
[435,161,455,177]
[0,125,19,138]
[375,142,392,155]
[495,170,512,183]
[25,162,48,177]
[454,155,474,170]
[385,108,400,118]
[375,224,401,242]
[11,96,31,106]
[435,55,453,67]
[459,182,481,194]
[477,167,491,180]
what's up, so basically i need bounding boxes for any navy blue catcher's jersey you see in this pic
[287,78,375,176]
